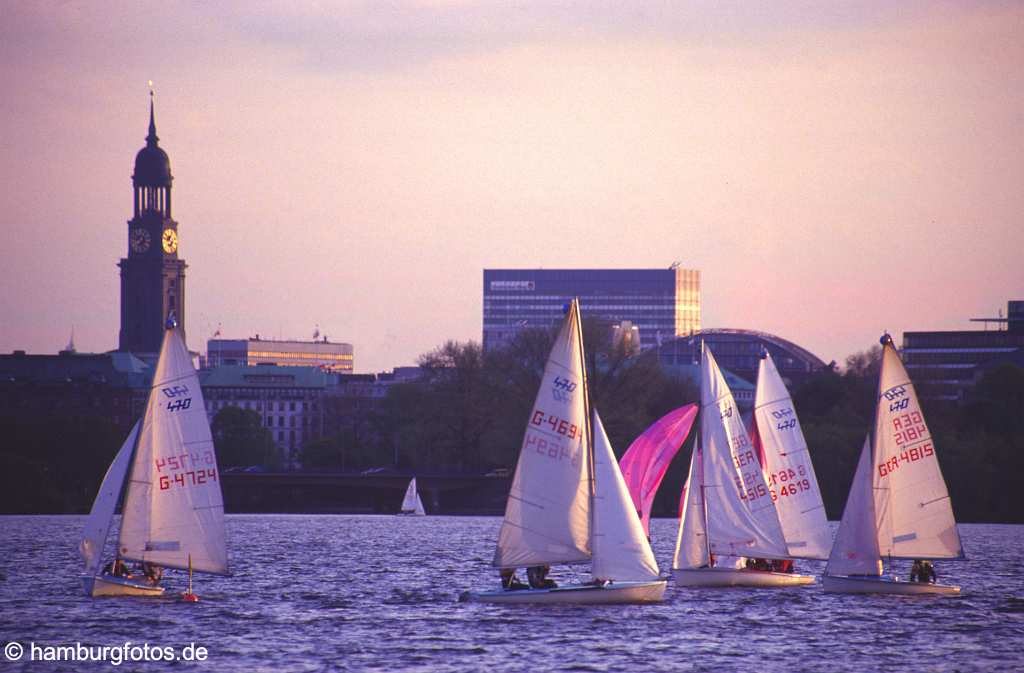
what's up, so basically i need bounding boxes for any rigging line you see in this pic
[754,396,792,410]
[919,495,950,507]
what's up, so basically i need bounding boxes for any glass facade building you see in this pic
[482,268,700,352]
[206,338,354,373]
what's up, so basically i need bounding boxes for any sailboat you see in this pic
[461,299,666,604]
[398,477,426,516]
[672,345,814,587]
[750,351,832,562]
[822,334,963,595]
[79,315,229,597]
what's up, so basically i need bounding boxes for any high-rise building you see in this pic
[482,267,700,351]
[207,337,354,373]
[902,300,1024,404]
[118,94,186,356]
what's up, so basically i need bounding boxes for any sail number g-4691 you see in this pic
[530,410,581,439]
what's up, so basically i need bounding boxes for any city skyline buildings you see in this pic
[1,3,1022,374]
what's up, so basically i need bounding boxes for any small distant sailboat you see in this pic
[79,315,229,597]
[618,404,698,537]
[398,477,426,516]
[822,334,964,595]
[672,345,814,587]
[461,299,666,604]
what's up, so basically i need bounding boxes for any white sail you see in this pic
[401,478,423,514]
[118,324,229,575]
[753,352,831,559]
[672,440,709,570]
[872,341,963,559]
[79,421,140,577]
[826,436,883,576]
[591,410,660,582]
[493,300,591,568]
[701,347,789,559]
[414,494,426,516]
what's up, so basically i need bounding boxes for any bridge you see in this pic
[221,472,512,515]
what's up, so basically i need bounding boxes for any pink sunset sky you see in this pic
[1,2,1022,373]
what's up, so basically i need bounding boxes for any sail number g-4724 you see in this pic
[156,451,218,491]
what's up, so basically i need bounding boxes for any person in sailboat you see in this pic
[919,560,936,584]
[910,559,923,582]
[142,562,163,586]
[102,558,129,578]
[499,568,528,591]
[527,565,557,589]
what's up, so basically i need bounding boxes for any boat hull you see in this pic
[460,580,667,605]
[672,567,815,587]
[82,574,166,598]
[822,574,960,595]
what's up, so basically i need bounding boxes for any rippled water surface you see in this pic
[1,516,1022,672]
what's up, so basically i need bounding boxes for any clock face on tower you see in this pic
[162,228,178,254]
[130,228,151,253]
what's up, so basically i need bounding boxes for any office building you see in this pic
[902,300,1024,404]
[482,267,700,351]
[200,364,331,466]
[207,337,354,373]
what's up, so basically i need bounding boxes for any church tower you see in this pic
[118,93,186,355]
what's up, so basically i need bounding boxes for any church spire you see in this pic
[146,82,158,147]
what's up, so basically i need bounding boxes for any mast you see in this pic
[872,334,890,568]
[698,342,711,565]
[114,323,168,557]
[576,298,597,543]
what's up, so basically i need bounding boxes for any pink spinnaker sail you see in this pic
[619,404,698,536]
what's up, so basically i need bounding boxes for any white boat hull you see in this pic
[822,574,960,595]
[673,567,815,588]
[460,580,667,605]
[82,574,166,598]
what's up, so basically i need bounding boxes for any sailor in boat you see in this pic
[527,565,557,589]
[102,558,129,579]
[142,562,163,586]
[910,560,937,584]
[499,568,528,591]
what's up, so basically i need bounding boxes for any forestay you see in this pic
[79,421,140,577]
[591,410,660,582]
[493,300,591,568]
[118,325,229,575]
[826,437,883,577]
[672,439,709,570]
[872,342,963,560]
[619,404,698,537]
[700,347,789,559]
[752,352,831,559]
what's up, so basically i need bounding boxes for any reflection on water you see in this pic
[0,516,1021,672]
